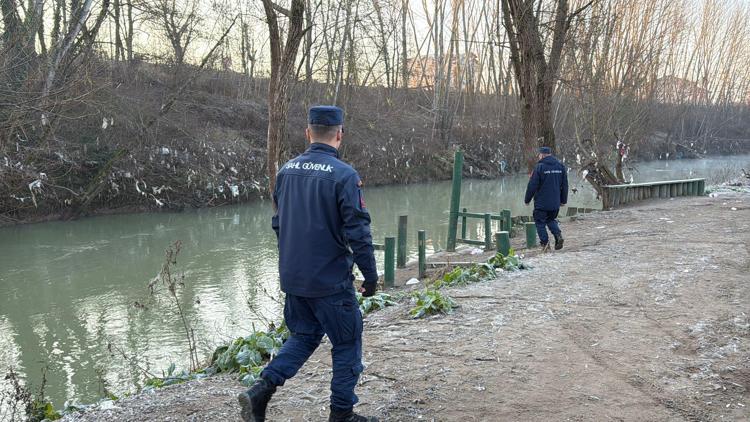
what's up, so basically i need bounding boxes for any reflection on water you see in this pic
[0,206,282,407]
[0,155,747,407]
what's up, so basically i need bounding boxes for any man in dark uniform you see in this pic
[238,106,379,422]
[524,146,569,251]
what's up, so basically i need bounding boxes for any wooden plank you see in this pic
[457,238,486,246]
[457,211,503,220]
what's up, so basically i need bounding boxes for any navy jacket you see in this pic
[524,155,569,211]
[272,143,377,298]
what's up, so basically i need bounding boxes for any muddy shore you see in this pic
[63,191,750,421]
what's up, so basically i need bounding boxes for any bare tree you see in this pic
[261,0,307,194]
[502,0,593,171]
[140,0,201,66]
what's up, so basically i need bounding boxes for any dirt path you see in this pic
[64,192,750,421]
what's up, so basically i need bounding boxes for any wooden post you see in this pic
[397,215,407,268]
[525,222,537,248]
[484,213,492,249]
[446,150,463,251]
[502,209,511,233]
[384,236,395,287]
[608,188,616,207]
[461,207,467,240]
[697,179,705,195]
[417,230,426,278]
[495,231,511,256]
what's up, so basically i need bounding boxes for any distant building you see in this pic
[406,53,480,90]
[654,76,709,104]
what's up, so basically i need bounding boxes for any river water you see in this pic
[0,155,747,408]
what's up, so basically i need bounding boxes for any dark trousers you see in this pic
[533,208,561,245]
[261,286,363,411]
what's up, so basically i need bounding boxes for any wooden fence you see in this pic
[602,178,705,209]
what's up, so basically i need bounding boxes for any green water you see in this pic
[0,155,747,408]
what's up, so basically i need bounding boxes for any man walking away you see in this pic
[524,146,569,251]
[238,106,378,422]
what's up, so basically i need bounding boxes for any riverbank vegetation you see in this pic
[0,368,60,421]
[2,1,750,224]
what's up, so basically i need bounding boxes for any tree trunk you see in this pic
[240,19,248,75]
[261,0,307,194]
[501,0,581,172]
[125,0,134,61]
[304,0,313,83]
[113,0,123,61]
[373,0,391,89]
[1,0,37,84]
[42,0,95,101]
[401,0,408,89]
[333,0,353,105]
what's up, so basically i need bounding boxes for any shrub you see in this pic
[357,292,398,315]
[488,249,530,271]
[409,289,457,318]
[208,323,290,386]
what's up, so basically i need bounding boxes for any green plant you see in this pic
[409,289,457,318]
[143,362,206,390]
[208,323,290,386]
[28,399,61,421]
[356,292,397,314]
[439,266,474,287]
[488,249,530,271]
[434,261,500,289]
[0,367,61,422]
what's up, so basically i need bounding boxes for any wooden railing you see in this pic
[602,178,706,209]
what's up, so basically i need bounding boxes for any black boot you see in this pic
[238,378,276,422]
[554,233,564,250]
[328,406,378,422]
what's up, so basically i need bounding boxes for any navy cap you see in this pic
[538,146,552,154]
[309,106,344,126]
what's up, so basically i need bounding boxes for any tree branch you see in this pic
[568,0,596,24]
[272,3,291,17]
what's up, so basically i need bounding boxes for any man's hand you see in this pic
[561,203,566,207]
[359,280,378,297]
[524,202,530,206]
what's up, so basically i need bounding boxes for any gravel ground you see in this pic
[63,190,750,422]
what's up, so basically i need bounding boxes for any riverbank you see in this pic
[4,60,749,227]
[1,63,508,226]
[61,189,750,421]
